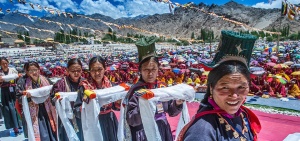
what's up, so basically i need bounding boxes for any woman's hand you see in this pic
[115,99,122,104]
[176,99,184,106]
[134,89,154,100]
[23,91,31,98]
[0,76,3,83]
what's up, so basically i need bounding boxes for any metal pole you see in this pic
[277,12,282,53]
[209,27,212,58]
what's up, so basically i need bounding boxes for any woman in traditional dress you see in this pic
[16,62,30,138]
[0,57,21,136]
[74,56,120,141]
[178,31,261,141]
[125,37,184,141]
[51,58,85,141]
[179,60,261,141]
[20,61,57,141]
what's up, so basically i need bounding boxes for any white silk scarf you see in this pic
[22,85,53,141]
[81,85,128,141]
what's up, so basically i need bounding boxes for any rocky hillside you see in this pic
[0,1,299,40]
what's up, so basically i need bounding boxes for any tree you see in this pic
[33,39,38,45]
[102,27,116,42]
[102,34,112,41]
[287,24,290,37]
[24,31,30,44]
[17,31,23,40]
[65,35,71,44]
[60,30,65,43]
[270,27,278,38]
[259,31,265,37]
[288,34,298,40]
[200,29,207,42]
[54,29,65,43]
[112,31,117,42]
[134,34,139,38]
[266,36,273,42]
[108,27,113,33]
[175,40,189,46]
[191,32,195,40]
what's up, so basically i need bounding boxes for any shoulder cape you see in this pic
[176,105,261,141]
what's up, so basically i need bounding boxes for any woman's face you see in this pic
[211,73,249,115]
[90,61,105,83]
[141,60,158,83]
[27,65,40,82]
[67,64,82,82]
[0,60,9,71]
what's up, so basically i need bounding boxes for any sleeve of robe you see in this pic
[50,79,65,106]
[126,94,142,127]
[112,100,121,111]
[280,85,286,96]
[15,76,26,105]
[73,86,85,119]
[46,77,54,85]
[251,81,260,91]
[268,84,274,95]
[183,116,218,141]
[165,100,183,117]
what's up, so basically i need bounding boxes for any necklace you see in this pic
[217,113,248,141]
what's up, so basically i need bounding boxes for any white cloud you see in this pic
[117,5,125,11]
[48,0,79,12]
[114,0,125,2]
[8,0,79,14]
[79,0,125,18]
[252,0,299,9]
[122,0,170,18]
[79,0,171,19]
[3,0,173,19]
[14,4,32,14]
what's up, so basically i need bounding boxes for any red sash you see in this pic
[176,106,261,141]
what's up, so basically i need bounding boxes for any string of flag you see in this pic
[281,0,300,20]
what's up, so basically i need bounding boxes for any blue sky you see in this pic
[0,0,298,19]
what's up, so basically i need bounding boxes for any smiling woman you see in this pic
[0,57,21,136]
[177,31,261,141]
[50,58,85,141]
[124,37,184,141]
[74,56,120,141]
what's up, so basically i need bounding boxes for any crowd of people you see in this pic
[1,30,299,141]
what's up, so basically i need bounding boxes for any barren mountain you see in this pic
[0,1,299,40]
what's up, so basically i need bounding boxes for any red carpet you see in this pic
[116,102,300,141]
